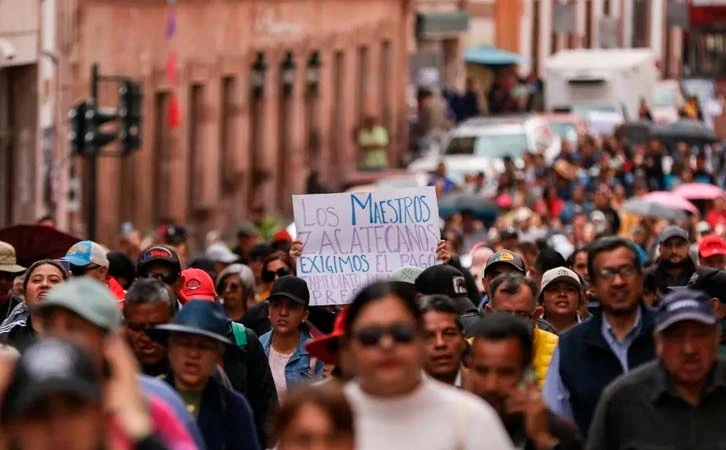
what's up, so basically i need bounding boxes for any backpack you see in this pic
[230,322,248,349]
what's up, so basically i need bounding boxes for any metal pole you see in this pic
[87,63,99,241]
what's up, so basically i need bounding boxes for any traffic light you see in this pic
[84,103,117,154]
[68,101,88,155]
[118,81,142,153]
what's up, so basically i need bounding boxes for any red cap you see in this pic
[305,307,349,364]
[272,229,292,243]
[179,268,217,303]
[699,234,726,258]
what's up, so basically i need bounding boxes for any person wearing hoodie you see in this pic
[0,259,68,352]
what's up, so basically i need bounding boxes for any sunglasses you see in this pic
[69,264,101,276]
[144,271,180,285]
[262,267,290,283]
[351,323,418,347]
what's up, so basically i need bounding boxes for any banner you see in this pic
[293,187,440,305]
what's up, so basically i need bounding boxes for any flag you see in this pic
[167,94,181,128]
[165,10,177,39]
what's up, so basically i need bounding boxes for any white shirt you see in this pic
[345,376,514,450]
[269,347,292,397]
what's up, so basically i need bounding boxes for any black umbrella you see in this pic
[619,120,652,144]
[622,198,687,221]
[0,225,80,267]
[650,119,719,146]
[438,193,499,220]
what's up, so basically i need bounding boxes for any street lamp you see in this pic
[251,52,267,99]
[306,51,321,95]
[281,51,295,96]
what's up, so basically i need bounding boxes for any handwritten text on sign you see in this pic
[293,187,440,305]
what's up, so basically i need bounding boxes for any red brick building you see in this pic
[57,0,412,247]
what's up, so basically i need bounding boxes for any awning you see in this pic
[464,46,525,66]
[416,11,470,39]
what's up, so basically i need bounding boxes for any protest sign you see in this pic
[293,187,440,305]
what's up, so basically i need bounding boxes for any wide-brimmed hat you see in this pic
[147,300,231,345]
[0,241,25,274]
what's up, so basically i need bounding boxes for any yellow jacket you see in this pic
[532,327,559,389]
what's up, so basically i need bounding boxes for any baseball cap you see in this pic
[305,307,349,364]
[236,221,259,238]
[179,268,217,303]
[267,275,310,307]
[158,224,188,246]
[655,288,716,333]
[415,265,469,298]
[34,278,122,331]
[483,250,526,276]
[659,226,689,244]
[698,234,726,258]
[539,267,581,297]
[1,339,102,422]
[0,241,25,273]
[63,240,109,267]
[137,245,182,277]
[391,266,424,285]
[205,242,238,264]
[681,267,726,303]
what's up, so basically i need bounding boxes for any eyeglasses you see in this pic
[262,267,290,283]
[595,265,638,282]
[125,321,167,333]
[660,240,688,251]
[223,282,242,292]
[144,271,180,285]
[69,264,101,276]
[351,323,418,347]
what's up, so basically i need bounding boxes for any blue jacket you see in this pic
[260,330,325,387]
[163,374,260,450]
[558,305,655,436]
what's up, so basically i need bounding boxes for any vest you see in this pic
[558,306,655,437]
[532,327,558,389]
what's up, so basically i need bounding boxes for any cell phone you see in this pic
[518,366,538,390]
[121,222,134,237]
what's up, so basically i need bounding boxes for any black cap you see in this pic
[659,226,689,244]
[1,339,102,423]
[267,275,310,307]
[161,224,188,246]
[415,265,469,298]
[137,245,182,277]
[686,267,726,303]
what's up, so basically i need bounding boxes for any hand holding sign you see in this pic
[293,187,440,305]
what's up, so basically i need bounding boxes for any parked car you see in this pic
[652,79,684,124]
[407,115,561,185]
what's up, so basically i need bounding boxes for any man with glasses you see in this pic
[650,226,696,295]
[136,245,184,302]
[0,241,25,322]
[63,240,125,306]
[543,237,656,438]
[486,273,558,389]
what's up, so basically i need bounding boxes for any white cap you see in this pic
[205,242,238,264]
[539,267,581,297]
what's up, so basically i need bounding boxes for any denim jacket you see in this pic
[260,330,325,387]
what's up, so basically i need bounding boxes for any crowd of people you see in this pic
[0,190,724,449]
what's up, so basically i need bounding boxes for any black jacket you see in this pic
[558,305,656,437]
[223,326,278,448]
[163,374,260,450]
[0,302,37,353]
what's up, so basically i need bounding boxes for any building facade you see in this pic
[48,0,411,247]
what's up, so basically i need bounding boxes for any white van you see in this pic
[544,48,658,133]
